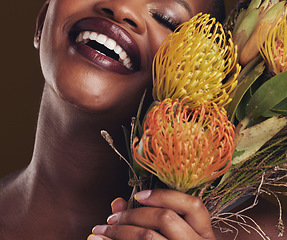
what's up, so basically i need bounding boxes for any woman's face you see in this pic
[38,0,213,116]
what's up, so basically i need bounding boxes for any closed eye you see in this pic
[150,11,181,32]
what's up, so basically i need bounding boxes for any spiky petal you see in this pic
[132,98,235,193]
[152,13,240,109]
[258,7,287,75]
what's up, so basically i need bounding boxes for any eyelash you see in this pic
[150,11,181,32]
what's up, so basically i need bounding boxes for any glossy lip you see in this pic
[69,17,141,74]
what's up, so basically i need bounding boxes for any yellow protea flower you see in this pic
[132,98,235,193]
[152,13,240,109]
[258,7,287,75]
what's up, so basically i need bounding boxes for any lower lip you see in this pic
[72,43,135,75]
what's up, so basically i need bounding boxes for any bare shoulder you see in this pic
[0,170,26,237]
[213,197,287,240]
[0,169,24,202]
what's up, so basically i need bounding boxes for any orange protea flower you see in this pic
[258,8,287,75]
[152,13,240,109]
[132,98,235,193]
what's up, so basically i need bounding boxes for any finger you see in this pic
[106,207,201,239]
[92,224,167,240]
[88,234,111,240]
[134,189,215,239]
[111,197,127,214]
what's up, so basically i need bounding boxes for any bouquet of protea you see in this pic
[131,13,240,194]
[102,0,287,238]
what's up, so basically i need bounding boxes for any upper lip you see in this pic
[69,17,141,72]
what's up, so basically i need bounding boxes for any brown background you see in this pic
[0,1,44,177]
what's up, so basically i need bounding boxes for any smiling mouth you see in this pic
[69,17,141,74]
[75,31,133,71]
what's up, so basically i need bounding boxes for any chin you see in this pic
[57,84,142,122]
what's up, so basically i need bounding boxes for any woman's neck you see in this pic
[26,84,132,223]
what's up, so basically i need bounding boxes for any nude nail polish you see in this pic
[107,212,121,224]
[134,190,152,201]
[92,225,108,235]
[88,234,103,240]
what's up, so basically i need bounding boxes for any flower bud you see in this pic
[240,2,286,66]
[232,0,273,53]
[258,6,287,75]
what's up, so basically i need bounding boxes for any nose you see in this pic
[94,0,146,34]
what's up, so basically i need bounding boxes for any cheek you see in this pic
[146,24,172,60]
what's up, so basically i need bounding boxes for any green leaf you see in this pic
[132,90,147,141]
[226,61,265,122]
[132,138,150,176]
[232,149,246,159]
[270,109,287,116]
[273,97,287,111]
[233,8,259,52]
[261,110,279,118]
[245,71,287,119]
[122,125,133,164]
[236,88,252,121]
[246,0,262,13]
[262,97,287,117]
[232,9,247,34]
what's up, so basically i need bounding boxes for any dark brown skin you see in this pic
[98,193,287,240]
[0,0,285,239]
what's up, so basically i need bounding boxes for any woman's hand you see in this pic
[88,189,216,240]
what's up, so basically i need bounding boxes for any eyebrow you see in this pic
[172,0,193,16]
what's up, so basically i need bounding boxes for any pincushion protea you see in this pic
[258,8,287,75]
[152,13,240,109]
[132,98,235,193]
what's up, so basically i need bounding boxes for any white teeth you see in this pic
[123,58,131,65]
[96,34,107,44]
[83,31,90,40]
[119,51,127,60]
[96,50,106,56]
[75,31,134,70]
[104,39,116,50]
[89,32,98,41]
[126,63,133,70]
[76,33,83,42]
[114,45,123,54]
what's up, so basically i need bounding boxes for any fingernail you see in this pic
[92,225,108,235]
[88,234,104,240]
[134,190,152,201]
[111,197,122,208]
[107,212,121,224]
